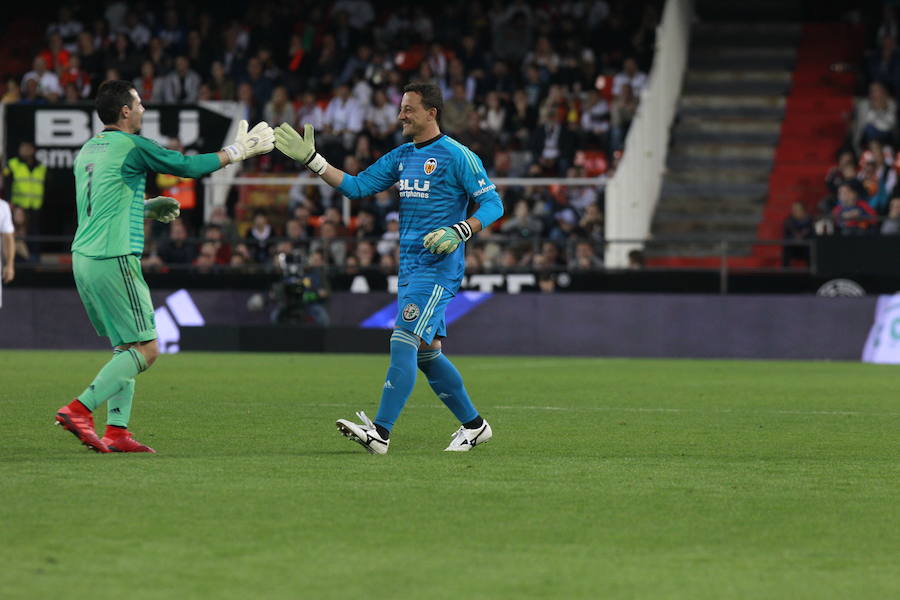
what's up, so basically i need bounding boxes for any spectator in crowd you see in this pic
[442,82,474,137]
[185,30,214,79]
[323,83,365,156]
[501,199,543,239]
[782,202,814,266]
[355,240,377,269]
[354,209,381,240]
[4,141,46,254]
[580,89,611,151]
[377,211,400,257]
[865,34,900,94]
[208,205,240,244]
[161,55,202,103]
[611,82,638,150]
[40,32,70,72]
[579,201,604,242]
[264,85,296,127]
[158,219,197,266]
[60,55,92,98]
[458,111,496,171]
[245,210,275,264]
[569,240,603,270]
[122,11,151,51]
[311,221,348,266]
[529,105,576,176]
[880,197,900,234]
[202,224,232,265]
[627,249,645,269]
[207,61,236,100]
[479,90,507,138]
[133,60,162,103]
[832,182,878,235]
[22,56,62,100]
[613,56,647,98]
[853,82,896,151]
[105,33,139,81]
[47,6,83,53]
[1,79,21,104]
[505,88,538,146]
[859,144,895,214]
[242,56,274,109]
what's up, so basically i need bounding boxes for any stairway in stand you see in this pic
[646,2,863,269]
[650,21,798,266]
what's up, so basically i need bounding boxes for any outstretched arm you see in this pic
[274,123,399,198]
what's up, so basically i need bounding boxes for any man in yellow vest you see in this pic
[3,141,46,250]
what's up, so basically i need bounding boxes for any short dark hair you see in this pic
[403,81,443,123]
[96,80,136,124]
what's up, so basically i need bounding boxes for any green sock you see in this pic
[78,348,148,412]
[107,377,135,427]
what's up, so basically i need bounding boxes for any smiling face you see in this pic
[123,88,145,133]
[397,91,437,141]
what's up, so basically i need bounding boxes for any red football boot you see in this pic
[101,426,156,453]
[55,400,111,453]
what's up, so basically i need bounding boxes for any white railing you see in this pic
[604,0,693,267]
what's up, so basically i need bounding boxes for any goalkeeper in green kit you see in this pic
[55,80,274,453]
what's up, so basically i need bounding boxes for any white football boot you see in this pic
[444,419,492,451]
[336,411,389,455]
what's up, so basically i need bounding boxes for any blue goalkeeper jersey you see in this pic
[337,134,503,292]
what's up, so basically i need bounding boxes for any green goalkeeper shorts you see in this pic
[73,253,157,347]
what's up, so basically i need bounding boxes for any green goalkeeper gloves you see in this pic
[423,221,473,255]
[274,123,329,175]
[144,196,180,223]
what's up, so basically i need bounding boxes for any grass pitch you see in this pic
[0,350,898,599]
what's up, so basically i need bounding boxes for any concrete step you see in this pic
[666,157,774,171]
[693,22,803,36]
[681,94,786,110]
[678,105,785,119]
[650,217,762,239]
[685,70,792,84]
[677,117,782,135]
[690,56,796,71]
[692,35,800,48]
[669,143,776,161]
[654,213,762,226]
[661,181,769,197]
[665,167,772,185]
[682,81,791,96]
[672,130,781,145]
[643,241,755,258]
[691,47,796,60]
[696,0,807,22]
[656,201,763,218]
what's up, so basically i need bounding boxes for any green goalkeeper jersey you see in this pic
[72,129,221,258]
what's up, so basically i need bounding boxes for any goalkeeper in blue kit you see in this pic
[275,82,503,454]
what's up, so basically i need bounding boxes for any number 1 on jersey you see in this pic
[85,163,94,216]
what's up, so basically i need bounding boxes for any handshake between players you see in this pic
[212,119,468,256]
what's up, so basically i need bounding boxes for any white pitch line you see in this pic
[307,402,900,418]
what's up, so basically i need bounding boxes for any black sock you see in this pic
[375,424,390,440]
[107,424,127,430]
[463,416,483,429]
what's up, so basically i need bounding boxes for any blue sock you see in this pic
[417,350,479,424]
[374,329,420,431]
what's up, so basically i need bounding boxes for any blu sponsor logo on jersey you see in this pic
[424,158,437,175]
[398,178,430,198]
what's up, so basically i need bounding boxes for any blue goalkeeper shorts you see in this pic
[395,279,453,344]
